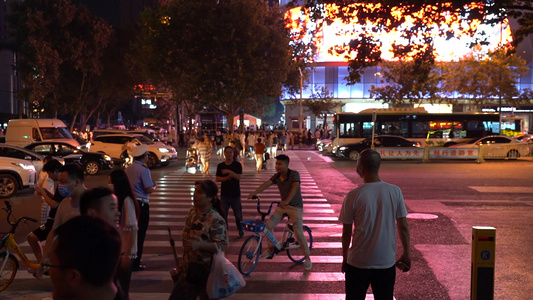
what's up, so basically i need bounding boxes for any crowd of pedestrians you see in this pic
[185,129,332,176]
[25,127,410,300]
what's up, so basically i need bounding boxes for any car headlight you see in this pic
[339,147,346,151]
[158,148,170,153]
[104,155,112,161]
[13,162,36,171]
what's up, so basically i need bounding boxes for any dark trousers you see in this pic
[221,196,243,231]
[116,258,133,299]
[135,201,149,266]
[345,264,396,300]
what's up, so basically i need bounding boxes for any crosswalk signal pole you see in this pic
[471,226,496,300]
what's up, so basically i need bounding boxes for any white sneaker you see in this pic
[260,249,274,259]
[304,258,312,271]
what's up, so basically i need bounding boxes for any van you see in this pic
[5,119,79,148]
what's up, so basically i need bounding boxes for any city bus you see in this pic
[331,108,501,149]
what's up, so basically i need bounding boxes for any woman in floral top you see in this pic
[170,179,228,300]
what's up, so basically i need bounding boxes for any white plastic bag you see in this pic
[206,247,246,299]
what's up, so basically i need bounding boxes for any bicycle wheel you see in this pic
[238,235,261,275]
[287,225,313,263]
[0,253,19,292]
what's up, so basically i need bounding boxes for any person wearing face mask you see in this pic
[40,163,87,266]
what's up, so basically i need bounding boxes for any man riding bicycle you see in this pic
[248,154,312,271]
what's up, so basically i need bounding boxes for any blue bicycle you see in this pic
[238,196,313,275]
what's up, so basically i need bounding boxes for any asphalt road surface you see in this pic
[1,148,532,299]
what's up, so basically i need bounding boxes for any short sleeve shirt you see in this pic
[125,161,154,200]
[254,143,266,155]
[52,197,80,230]
[270,169,303,208]
[182,207,228,268]
[338,181,408,269]
[216,161,242,197]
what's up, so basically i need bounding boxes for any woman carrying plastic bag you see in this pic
[169,180,228,300]
[206,246,246,299]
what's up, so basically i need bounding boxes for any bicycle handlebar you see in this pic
[4,200,38,234]
[251,195,280,221]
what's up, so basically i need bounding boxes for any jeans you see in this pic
[344,264,396,300]
[221,196,243,232]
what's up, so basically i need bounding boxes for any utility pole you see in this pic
[298,67,303,145]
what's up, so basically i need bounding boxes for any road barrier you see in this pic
[374,144,531,163]
[376,147,482,162]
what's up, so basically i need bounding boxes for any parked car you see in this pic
[513,134,533,143]
[24,141,114,175]
[88,134,177,168]
[0,144,64,174]
[0,156,37,198]
[337,135,421,160]
[92,129,126,139]
[316,139,332,153]
[126,130,168,146]
[449,135,529,159]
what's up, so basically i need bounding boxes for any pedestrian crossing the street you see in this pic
[2,151,346,300]
[135,152,345,299]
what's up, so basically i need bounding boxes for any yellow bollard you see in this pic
[471,226,496,300]
[422,146,430,163]
[476,145,485,163]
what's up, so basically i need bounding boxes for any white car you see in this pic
[89,134,177,168]
[449,135,529,159]
[0,156,37,198]
[0,144,65,174]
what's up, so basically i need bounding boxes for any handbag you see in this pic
[206,246,246,299]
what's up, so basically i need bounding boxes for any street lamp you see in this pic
[298,67,303,136]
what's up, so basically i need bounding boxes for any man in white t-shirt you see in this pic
[339,149,411,300]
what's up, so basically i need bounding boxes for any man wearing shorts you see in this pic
[27,159,64,263]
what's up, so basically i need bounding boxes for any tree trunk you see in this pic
[70,111,80,132]
[174,106,179,145]
[95,111,101,129]
[80,97,103,131]
[323,114,328,130]
[225,111,234,134]
[239,111,245,133]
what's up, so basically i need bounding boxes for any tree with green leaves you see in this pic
[369,58,442,106]
[8,0,112,130]
[133,0,293,133]
[440,47,528,109]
